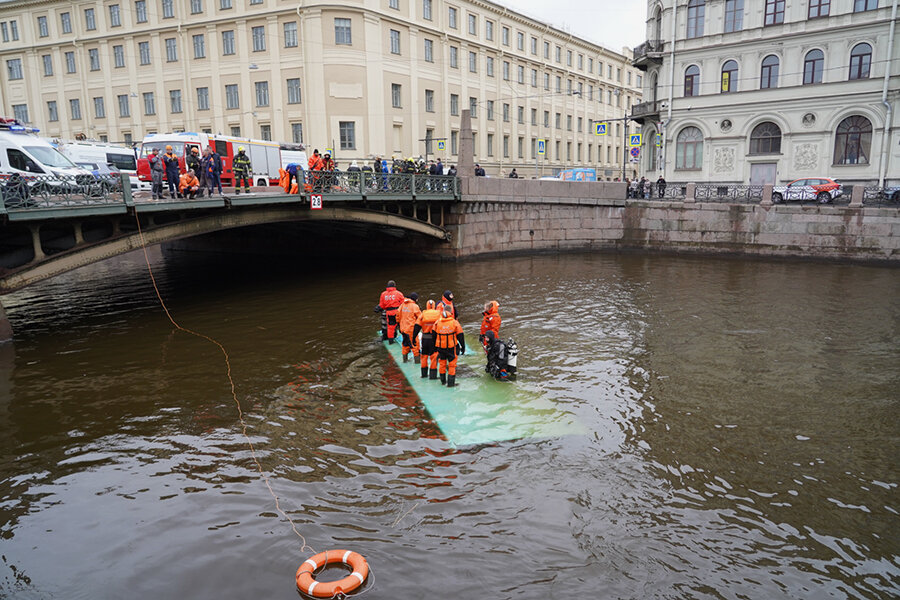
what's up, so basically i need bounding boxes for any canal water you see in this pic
[0,248,897,599]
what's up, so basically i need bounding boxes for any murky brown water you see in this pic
[0,248,897,599]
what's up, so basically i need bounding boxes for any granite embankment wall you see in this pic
[448,177,899,263]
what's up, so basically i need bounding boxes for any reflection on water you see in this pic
[0,247,897,598]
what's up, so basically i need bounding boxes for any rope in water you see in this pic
[132,212,313,555]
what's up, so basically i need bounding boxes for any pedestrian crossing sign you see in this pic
[537,139,546,155]
[325,148,333,156]
[594,122,607,136]
[656,133,662,147]
[629,134,642,147]
[437,140,445,150]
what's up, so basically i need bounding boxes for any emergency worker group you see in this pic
[146,144,252,200]
[376,280,508,388]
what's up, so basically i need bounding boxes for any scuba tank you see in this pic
[505,339,518,380]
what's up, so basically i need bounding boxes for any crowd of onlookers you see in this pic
[626,176,668,199]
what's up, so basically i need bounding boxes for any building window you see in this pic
[142,92,155,115]
[531,37,538,55]
[162,0,174,18]
[118,94,130,117]
[61,12,72,33]
[424,39,433,62]
[517,65,524,84]
[566,49,572,66]
[193,34,206,58]
[70,99,84,119]
[450,46,458,68]
[170,89,182,113]
[803,50,824,84]
[291,123,303,143]
[339,121,356,150]
[220,0,232,8]
[138,41,150,65]
[469,51,477,72]
[197,86,209,110]
[531,108,537,125]
[88,48,100,71]
[543,73,549,90]
[425,89,435,112]
[85,8,96,30]
[749,121,781,154]
[502,26,509,46]
[676,126,703,170]
[566,115,572,130]
[255,81,269,106]
[391,83,402,108]
[470,96,478,118]
[135,1,147,23]
[485,20,493,40]
[503,103,510,122]
[451,130,458,155]
[109,4,122,26]
[486,100,494,120]
[190,0,203,14]
[721,60,737,92]
[760,54,779,88]
[543,110,549,126]
[450,94,458,115]
[486,133,493,156]
[544,41,550,59]
[335,18,352,45]
[389,0,399,8]
[222,31,235,55]
[809,0,829,18]
[284,22,298,47]
[13,104,29,123]
[65,51,76,73]
[113,45,125,67]
[390,29,400,54]
[448,7,457,29]
[854,0,878,11]
[684,65,700,96]
[287,78,301,104]
[42,54,53,76]
[6,59,22,80]
[225,84,239,109]
[468,14,476,35]
[230,126,241,136]
[765,0,785,25]
[165,38,177,62]
[531,69,537,87]
[47,101,58,122]
[555,112,560,128]
[834,115,872,164]
[423,0,433,20]
[503,135,509,158]
[503,61,510,80]
[849,43,872,80]
[37,16,48,37]
[486,56,494,76]
[687,0,705,38]
[252,26,266,51]
[260,125,271,141]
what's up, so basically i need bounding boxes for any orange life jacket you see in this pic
[437,298,456,320]
[416,308,441,334]
[434,315,463,349]
[379,287,404,314]
[397,298,422,334]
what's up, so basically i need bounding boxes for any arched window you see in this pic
[749,122,782,154]
[834,115,872,164]
[676,126,703,170]
[849,43,872,80]
[803,50,824,84]
[684,65,700,97]
[650,72,658,102]
[653,7,662,41]
[721,60,738,93]
[760,55,779,88]
[687,0,705,38]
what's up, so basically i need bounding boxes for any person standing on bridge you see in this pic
[233,146,252,195]
[397,292,422,363]
[434,308,465,387]
[375,280,404,343]
[163,145,180,198]
[204,145,223,196]
[413,299,441,379]
[148,147,164,200]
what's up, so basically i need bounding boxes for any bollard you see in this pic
[761,184,773,206]
[684,182,696,203]
[849,185,864,207]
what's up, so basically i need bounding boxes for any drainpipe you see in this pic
[663,0,677,174]
[878,0,898,188]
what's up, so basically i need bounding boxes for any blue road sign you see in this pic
[595,122,607,136]
[537,139,546,155]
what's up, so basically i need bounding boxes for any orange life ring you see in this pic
[295,549,369,598]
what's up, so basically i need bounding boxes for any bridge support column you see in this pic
[0,300,12,343]
[29,225,45,262]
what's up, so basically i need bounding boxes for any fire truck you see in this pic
[136,132,283,187]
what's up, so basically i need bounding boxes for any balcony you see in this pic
[630,100,661,124]
[632,40,664,70]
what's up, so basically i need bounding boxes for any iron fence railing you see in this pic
[296,171,455,196]
[862,186,900,206]
[629,183,686,200]
[695,184,763,204]
[0,173,125,209]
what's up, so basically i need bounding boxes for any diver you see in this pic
[483,330,518,381]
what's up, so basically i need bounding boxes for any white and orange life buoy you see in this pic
[295,549,369,598]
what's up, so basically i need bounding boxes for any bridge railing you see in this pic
[297,171,456,197]
[0,172,126,210]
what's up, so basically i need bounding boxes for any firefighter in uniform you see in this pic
[397,293,422,362]
[434,308,465,387]
[375,280,404,342]
[233,146,252,194]
[413,300,441,379]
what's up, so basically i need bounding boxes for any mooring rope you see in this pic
[132,212,313,555]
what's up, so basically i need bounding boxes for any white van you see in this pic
[57,140,143,190]
[0,121,92,188]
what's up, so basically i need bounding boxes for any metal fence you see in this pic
[629,183,686,200]
[275,171,455,197]
[695,184,763,204]
[862,186,900,206]
[0,173,125,209]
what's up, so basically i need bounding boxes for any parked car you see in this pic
[772,177,843,204]
[76,161,122,187]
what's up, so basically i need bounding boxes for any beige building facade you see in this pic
[0,0,642,178]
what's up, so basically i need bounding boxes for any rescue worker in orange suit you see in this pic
[437,290,458,320]
[479,300,501,351]
[413,299,441,379]
[434,308,465,387]
[374,280,404,343]
[397,292,422,362]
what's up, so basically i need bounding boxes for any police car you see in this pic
[772,177,843,204]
